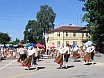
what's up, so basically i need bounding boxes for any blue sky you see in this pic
[0,0,86,41]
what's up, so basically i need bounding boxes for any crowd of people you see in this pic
[0,47,17,61]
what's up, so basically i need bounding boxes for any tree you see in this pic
[80,0,104,53]
[23,5,56,45]
[11,38,20,45]
[0,32,11,47]
[36,5,56,35]
[24,20,43,44]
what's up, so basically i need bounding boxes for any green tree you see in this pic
[80,0,104,52]
[20,40,26,44]
[23,5,56,45]
[36,5,56,35]
[24,20,43,44]
[0,32,11,47]
[11,38,20,45]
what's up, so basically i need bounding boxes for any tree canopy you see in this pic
[24,20,41,44]
[80,0,104,47]
[0,32,11,47]
[24,5,56,45]
[11,38,20,45]
[36,5,56,34]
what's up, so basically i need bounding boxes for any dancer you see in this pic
[54,46,64,69]
[22,46,33,69]
[32,46,39,70]
[83,45,91,64]
[17,45,27,63]
[22,46,39,70]
[84,44,95,64]
[72,45,80,62]
[63,44,71,69]
[54,44,71,69]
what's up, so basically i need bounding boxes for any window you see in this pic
[66,32,68,37]
[57,41,60,48]
[57,32,60,37]
[66,41,69,45]
[73,32,76,36]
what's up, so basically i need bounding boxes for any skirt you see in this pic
[73,51,80,59]
[84,53,91,62]
[54,54,63,65]
[22,56,32,68]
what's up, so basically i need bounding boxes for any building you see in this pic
[46,25,90,49]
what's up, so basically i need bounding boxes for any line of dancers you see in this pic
[17,43,95,70]
[54,44,95,69]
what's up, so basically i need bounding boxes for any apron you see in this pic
[54,54,63,65]
[84,53,91,62]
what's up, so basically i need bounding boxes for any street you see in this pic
[0,53,104,78]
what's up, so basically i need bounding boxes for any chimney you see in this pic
[69,24,72,25]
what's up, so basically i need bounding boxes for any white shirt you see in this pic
[59,46,69,54]
[27,49,34,56]
[19,48,25,54]
[85,46,95,53]
[73,46,79,51]
[28,48,38,56]
[32,48,38,53]
[89,46,95,52]
[85,47,90,53]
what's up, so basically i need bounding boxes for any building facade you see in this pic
[46,25,90,49]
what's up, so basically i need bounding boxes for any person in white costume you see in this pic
[54,44,71,69]
[84,44,95,64]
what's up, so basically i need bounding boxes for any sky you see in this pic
[0,0,86,41]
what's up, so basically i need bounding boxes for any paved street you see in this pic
[0,53,104,78]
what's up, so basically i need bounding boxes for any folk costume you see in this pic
[22,47,34,68]
[54,53,63,65]
[54,47,64,69]
[17,46,27,63]
[32,46,39,70]
[63,44,71,68]
[72,46,80,61]
[54,44,70,69]
[22,46,39,70]
[84,45,95,64]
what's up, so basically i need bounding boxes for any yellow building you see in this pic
[46,25,90,49]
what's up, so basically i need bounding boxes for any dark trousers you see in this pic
[20,54,27,61]
[64,54,70,62]
[91,52,94,60]
[32,57,37,65]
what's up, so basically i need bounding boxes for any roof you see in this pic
[47,26,84,33]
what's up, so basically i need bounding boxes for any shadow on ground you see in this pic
[73,60,81,62]
[84,63,96,65]
[25,67,45,70]
[57,65,74,69]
